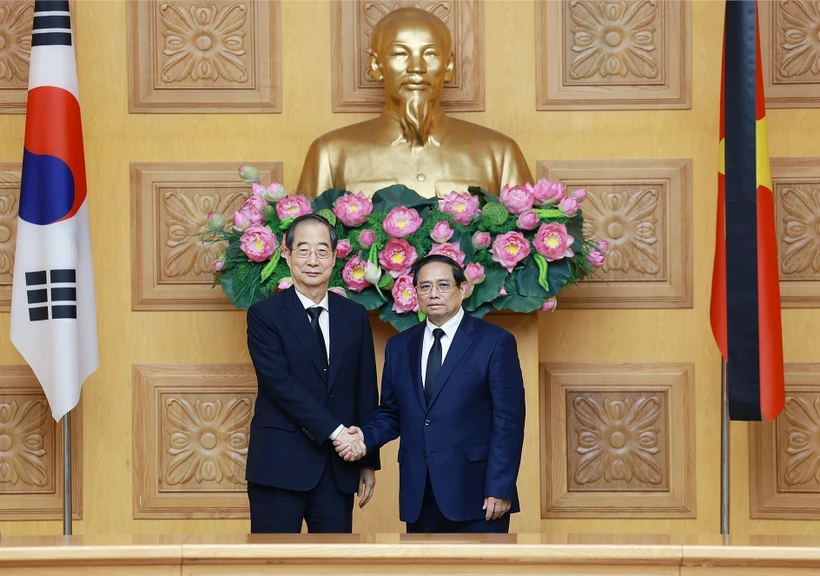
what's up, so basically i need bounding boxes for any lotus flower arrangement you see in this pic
[202,165,606,331]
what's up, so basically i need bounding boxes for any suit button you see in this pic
[328,393,333,398]
[424,420,430,426]
[423,451,426,457]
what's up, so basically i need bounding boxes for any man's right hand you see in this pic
[334,426,366,461]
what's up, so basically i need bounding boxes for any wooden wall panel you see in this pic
[0,0,815,537]
[750,363,820,519]
[0,0,33,114]
[132,364,256,519]
[126,0,281,113]
[771,158,820,307]
[536,0,691,110]
[130,162,282,311]
[0,366,82,520]
[330,0,484,112]
[541,363,696,518]
[537,159,692,309]
[0,163,20,312]
[760,1,820,108]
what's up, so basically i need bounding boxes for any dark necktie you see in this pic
[307,306,328,371]
[424,328,445,405]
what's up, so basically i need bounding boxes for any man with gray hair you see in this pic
[245,214,380,533]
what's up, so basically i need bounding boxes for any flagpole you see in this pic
[720,358,730,535]
[63,411,72,535]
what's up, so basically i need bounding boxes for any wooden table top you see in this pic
[0,534,819,567]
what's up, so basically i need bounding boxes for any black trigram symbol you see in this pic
[32,1,72,47]
[25,269,77,322]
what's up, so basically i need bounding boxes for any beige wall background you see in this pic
[1,0,820,536]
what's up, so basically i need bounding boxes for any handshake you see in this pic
[334,426,366,461]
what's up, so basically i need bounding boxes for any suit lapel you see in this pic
[426,313,475,411]
[327,293,346,390]
[408,326,426,409]
[283,287,328,382]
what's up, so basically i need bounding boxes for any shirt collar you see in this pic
[294,287,329,311]
[426,307,464,340]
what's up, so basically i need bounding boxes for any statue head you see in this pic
[369,7,455,145]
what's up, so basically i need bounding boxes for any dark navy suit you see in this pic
[362,311,525,532]
[245,287,379,533]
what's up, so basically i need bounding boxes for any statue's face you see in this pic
[371,17,454,106]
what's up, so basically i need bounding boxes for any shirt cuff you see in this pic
[329,424,344,440]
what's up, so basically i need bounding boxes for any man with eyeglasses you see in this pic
[335,254,525,533]
[245,213,380,533]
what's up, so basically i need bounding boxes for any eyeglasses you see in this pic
[292,247,332,260]
[417,281,455,295]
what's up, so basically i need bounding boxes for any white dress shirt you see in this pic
[293,288,342,439]
[421,307,465,388]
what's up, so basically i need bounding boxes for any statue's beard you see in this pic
[399,93,433,146]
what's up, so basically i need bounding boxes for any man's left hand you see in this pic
[358,467,376,508]
[483,496,511,521]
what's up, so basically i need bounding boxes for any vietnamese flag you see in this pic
[710,0,784,422]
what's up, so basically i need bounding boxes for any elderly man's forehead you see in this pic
[291,222,331,244]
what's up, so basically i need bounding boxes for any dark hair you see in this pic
[285,214,338,251]
[411,254,467,286]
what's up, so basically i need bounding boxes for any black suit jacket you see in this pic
[245,287,380,494]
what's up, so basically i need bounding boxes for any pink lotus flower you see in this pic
[342,256,371,292]
[329,286,347,298]
[428,241,466,266]
[383,206,423,237]
[213,259,225,272]
[240,195,268,225]
[558,196,580,217]
[464,262,485,284]
[534,223,574,262]
[464,281,474,298]
[532,179,566,206]
[500,183,534,215]
[586,249,605,268]
[541,297,558,312]
[277,277,293,290]
[516,210,540,230]
[359,229,377,248]
[472,231,491,249]
[333,192,374,227]
[491,231,530,272]
[499,287,507,296]
[572,187,587,201]
[335,239,352,259]
[439,191,480,225]
[276,195,313,220]
[252,182,286,202]
[598,239,609,253]
[240,225,278,263]
[233,210,250,232]
[378,238,418,278]
[391,274,418,313]
[431,221,454,243]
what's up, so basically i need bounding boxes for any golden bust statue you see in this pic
[297,7,532,199]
